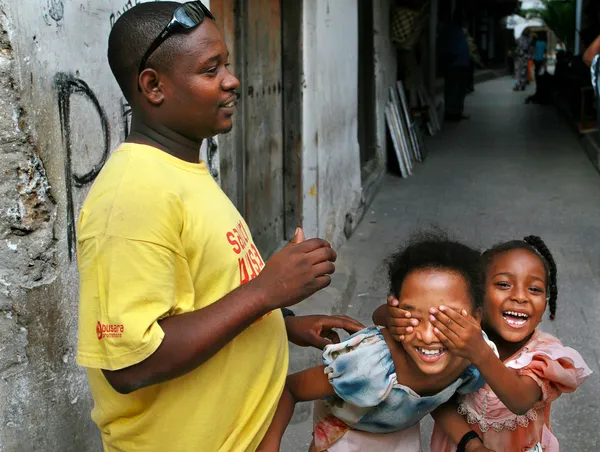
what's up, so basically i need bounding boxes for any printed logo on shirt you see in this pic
[226,220,265,285]
[96,321,124,340]
[226,220,272,324]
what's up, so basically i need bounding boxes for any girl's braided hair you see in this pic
[481,235,558,320]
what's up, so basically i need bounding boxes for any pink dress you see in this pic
[430,330,592,452]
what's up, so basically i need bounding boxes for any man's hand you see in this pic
[285,315,365,349]
[429,306,487,364]
[386,296,419,342]
[254,228,337,310]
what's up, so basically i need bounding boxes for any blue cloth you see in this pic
[534,41,547,61]
[593,55,600,138]
[592,54,600,98]
[321,327,492,434]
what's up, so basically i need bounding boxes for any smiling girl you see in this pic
[384,236,592,452]
[258,233,495,452]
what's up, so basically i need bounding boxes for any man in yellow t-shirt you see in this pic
[76,2,363,451]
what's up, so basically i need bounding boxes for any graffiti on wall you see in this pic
[205,137,219,179]
[109,0,161,28]
[54,73,110,260]
[55,72,220,259]
[43,0,64,25]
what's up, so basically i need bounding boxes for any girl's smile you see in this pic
[501,309,530,329]
[399,268,474,377]
[414,345,448,363]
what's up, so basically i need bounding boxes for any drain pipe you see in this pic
[575,0,582,55]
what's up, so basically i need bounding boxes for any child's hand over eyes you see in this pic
[386,296,419,342]
[429,306,489,366]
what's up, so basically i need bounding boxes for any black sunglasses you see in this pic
[138,1,215,80]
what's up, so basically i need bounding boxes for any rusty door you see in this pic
[212,0,285,258]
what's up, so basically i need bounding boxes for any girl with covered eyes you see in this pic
[380,236,592,452]
[258,232,496,452]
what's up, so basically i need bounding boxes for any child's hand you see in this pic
[387,296,419,342]
[429,306,488,364]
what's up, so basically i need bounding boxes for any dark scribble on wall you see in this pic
[54,73,110,260]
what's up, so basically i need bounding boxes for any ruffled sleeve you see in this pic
[506,332,592,403]
[322,327,396,408]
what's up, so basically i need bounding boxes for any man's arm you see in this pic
[104,232,336,394]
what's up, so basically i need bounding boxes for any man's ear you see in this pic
[473,307,483,323]
[138,68,165,105]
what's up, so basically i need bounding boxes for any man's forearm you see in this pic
[103,282,272,394]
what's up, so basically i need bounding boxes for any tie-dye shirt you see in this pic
[314,327,492,447]
[592,55,600,98]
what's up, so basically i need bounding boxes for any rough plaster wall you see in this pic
[301,1,319,240]
[302,0,363,249]
[373,0,397,171]
[0,1,215,450]
[0,5,94,450]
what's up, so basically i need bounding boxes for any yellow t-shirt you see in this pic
[76,143,288,452]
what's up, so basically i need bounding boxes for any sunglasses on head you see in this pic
[138,1,215,81]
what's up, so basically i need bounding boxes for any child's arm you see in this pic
[372,296,419,341]
[430,307,542,415]
[258,366,335,451]
[432,401,496,452]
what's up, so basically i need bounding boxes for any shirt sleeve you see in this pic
[76,235,193,371]
[506,339,592,404]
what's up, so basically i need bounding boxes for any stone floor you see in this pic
[281,77,600,451]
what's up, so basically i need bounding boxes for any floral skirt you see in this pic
[311,400,422,452]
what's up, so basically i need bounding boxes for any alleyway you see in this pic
[282,77,600,451]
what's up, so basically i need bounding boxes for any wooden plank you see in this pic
[244,0,284,257]
[281,0,303,241]
[210,0,245,209]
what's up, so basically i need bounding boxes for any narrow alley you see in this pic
[282,76,600,451]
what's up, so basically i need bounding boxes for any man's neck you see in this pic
[126,115,205,164]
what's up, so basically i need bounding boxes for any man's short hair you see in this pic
[108,1,186,102]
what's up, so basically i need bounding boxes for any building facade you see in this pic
[0,0,397,449]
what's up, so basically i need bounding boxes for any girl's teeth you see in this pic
[417,347,443,355]
[504,311,528,318]
[504,317,527,326]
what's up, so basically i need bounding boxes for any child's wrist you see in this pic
[464,437,484,452]
[471,342,494,368]
[457,431,482,452]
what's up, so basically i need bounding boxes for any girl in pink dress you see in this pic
[426,236,592,452]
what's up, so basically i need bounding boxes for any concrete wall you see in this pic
[373,0,398,184]
[0,1,213,450]
[301,0,396,248]
[302,0,363,249]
